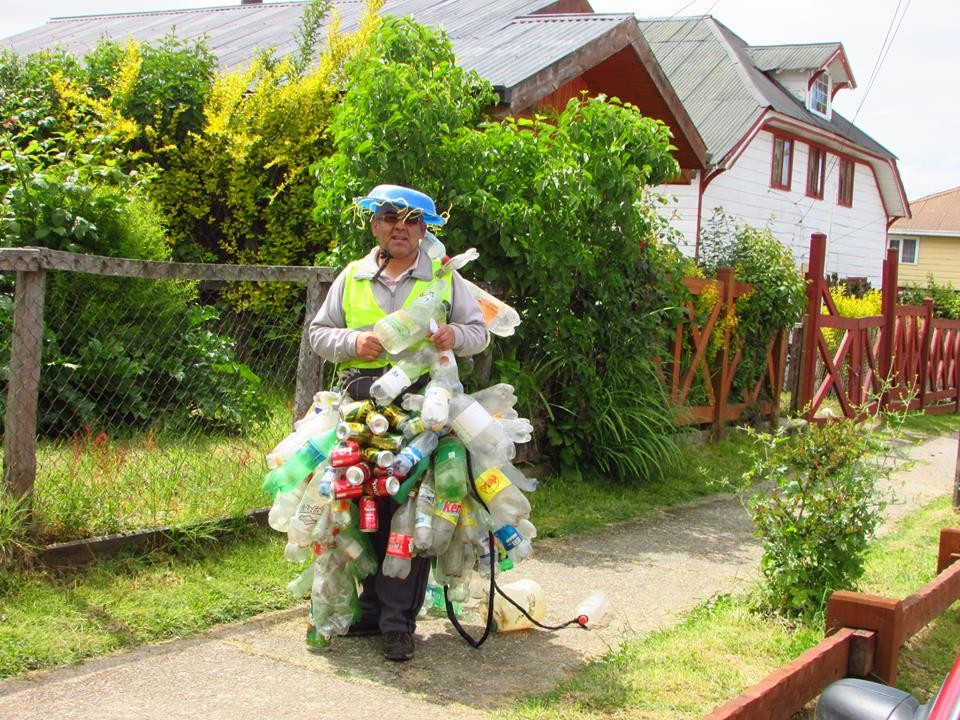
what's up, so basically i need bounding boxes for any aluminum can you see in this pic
[361,447,394,468]
[381,405,409,429]
[366,412,390,436]
[359,496,378,533]
[336,422,371,443]
[369,473,400,497]
[368,432,404,452]
[329,441,361,468]
[345,462,373,486]
[341,399,374,423]
[333,476,363,499]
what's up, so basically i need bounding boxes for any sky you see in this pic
[1,0,956,201]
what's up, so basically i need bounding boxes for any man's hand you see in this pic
[428,323,456,352]
[355,331,384,361]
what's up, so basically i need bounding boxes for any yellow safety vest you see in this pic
[341,257,453,370]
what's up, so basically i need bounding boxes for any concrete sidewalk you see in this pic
[0,434,955,720]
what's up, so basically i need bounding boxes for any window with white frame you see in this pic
[809,72,831,117]
[889,237,919,265]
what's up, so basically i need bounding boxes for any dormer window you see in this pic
[809,72,831,117]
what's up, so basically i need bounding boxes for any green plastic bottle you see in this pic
[261,427,338,497]
[433,435,469,501]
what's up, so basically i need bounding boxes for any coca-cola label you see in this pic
[386,531,412,559]
[359,497,378,533]
[333,477,363,499]
[474,468,511,504]
[450,402,491,443]
[330,441,361,467]
[435,500,461,525]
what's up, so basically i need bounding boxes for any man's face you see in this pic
[371,205,425,261]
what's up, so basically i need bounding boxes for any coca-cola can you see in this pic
[332,476,363,499]
[359,496,378,533]
[345,462,373,486]
[329,441,361,467]
[369,473,400,497]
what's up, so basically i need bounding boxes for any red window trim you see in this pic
[806,144,827,200]
[770,134,793,191]
[837,155,855,208]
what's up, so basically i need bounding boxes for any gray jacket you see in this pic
[309,246,489,364]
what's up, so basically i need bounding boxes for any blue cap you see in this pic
[354,184,446,226]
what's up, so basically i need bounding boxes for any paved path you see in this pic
[0,434,955,720]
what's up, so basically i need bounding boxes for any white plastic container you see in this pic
[488,579,546,632]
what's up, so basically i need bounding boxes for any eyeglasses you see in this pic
[375,211,422,226]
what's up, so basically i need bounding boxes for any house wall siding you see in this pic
[654,130,889,284]
[893,234,960,287]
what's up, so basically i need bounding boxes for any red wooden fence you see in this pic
[796,233,960,420]
[664,269,787,438]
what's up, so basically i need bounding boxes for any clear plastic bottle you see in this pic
[499,417,534,443]
[431,498,462,555]
[574,591,611,628]
[285,561,315,599]
[447,393,515,462]
[286,463,336,549]
[433,435,469,501]
[420,350,462,431]
[420,231,446,261]
[370,345,437,406]
[391,430,439,478]
[413,471,436,553]
[435,521,466,584]
[473,465,531,528]
[493,522,532,564]
[268,476,308,532]
[437,248,479,276]
[463,278,521,337]
[262,427,339,497]
[382,495,417,579]
[373,285,446,354]
[267,403,339,469]
[488,579,545,631]
[469,383,518,418]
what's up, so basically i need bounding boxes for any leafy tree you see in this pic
[313,17,687,479]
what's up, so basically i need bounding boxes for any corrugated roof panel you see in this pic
[460,14,630,89]
[746,43,841,72]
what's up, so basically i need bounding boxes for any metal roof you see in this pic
[0,1,567,74]
[461,13,633,93]
[746,43,842,72]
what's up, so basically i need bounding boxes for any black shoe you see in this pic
[345,618,381,637]
[382,631,415,661]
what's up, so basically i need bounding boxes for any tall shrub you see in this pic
[698,209,806,401]
[312,17,687,479]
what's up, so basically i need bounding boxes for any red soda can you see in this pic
[333,475,363,499]
[329,441,361,467]
[345,462,373,486]
[359,496,378,533]
[369,473,400,497]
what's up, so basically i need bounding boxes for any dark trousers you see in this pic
[342,367,431,633]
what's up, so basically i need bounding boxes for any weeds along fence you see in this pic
[795,232,960,420]
[0,247,332,543]
[704,528,960,720]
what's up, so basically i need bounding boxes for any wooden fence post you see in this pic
[2,267,47,513]
[879,247,899,410]
[292,270,329,424]
[711,267,735,441]
[798,233,827,419]
[919,297,933,412]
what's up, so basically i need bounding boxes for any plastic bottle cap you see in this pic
[577,614,589,627]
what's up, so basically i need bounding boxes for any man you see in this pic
[309,184,488,661]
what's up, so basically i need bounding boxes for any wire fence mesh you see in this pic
[0,250,332,543]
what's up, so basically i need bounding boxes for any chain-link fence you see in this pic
[0,248,332,544]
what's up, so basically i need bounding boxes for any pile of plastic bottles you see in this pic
[262,237,539,650]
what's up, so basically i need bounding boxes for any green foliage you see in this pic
[0,138,265,434]
[698,210,807,401]
[740,418,890,619]
[312,17,686,479]
[899,275,960,319]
